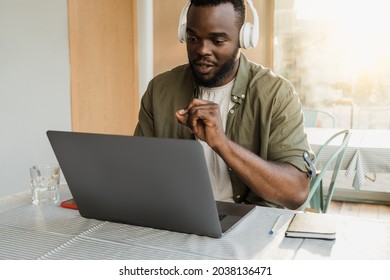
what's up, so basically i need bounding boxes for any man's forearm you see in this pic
[214,138,310,209]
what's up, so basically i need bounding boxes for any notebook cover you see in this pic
[285,212,337,240]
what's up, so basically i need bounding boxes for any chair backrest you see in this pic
[300,129,351,213]
[303,109,335,128]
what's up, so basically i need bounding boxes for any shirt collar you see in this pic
[191,52,250,104]
[230,53,250,105]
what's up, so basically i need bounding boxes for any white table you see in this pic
[1,186,390,260]
[305,128,390,190]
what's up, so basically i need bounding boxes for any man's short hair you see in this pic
[190,0,246,30]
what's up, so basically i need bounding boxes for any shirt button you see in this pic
[241,94,245,98]
[229,109,235,114]
[236,195,241,199]
[233,96,238,100]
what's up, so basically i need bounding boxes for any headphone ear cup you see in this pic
[240,22,253,49]
[178,23,186,43]
[178,1,191,43]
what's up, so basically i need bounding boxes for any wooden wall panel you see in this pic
[153,0,187,76]
[68,0,139,135]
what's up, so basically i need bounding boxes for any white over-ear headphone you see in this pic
[178,0,259,49]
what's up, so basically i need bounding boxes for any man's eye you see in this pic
[213,38,226,45]
[186,36,197,43]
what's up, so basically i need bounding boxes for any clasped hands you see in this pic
[176,98,227,149]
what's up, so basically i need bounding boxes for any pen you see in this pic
[269,214,283,235]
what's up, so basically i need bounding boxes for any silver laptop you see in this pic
[47,130,255,238]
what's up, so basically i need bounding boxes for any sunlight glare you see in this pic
[295,0,390,72]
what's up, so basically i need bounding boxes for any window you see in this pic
[274,0,390,129]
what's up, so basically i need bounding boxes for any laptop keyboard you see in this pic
[219,214,227,221]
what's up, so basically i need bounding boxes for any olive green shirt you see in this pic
[134,53,313,207]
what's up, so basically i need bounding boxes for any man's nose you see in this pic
[196,40,212,56]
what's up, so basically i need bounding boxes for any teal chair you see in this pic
[300,130,351,213]
[303,109,335,128]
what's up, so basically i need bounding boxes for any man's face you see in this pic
[185,3,241,88]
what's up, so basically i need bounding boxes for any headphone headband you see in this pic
[178,0,259,49]
[177,1,191,44]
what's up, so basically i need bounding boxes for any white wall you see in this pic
[137,0,153,99]
[0,0,71,197]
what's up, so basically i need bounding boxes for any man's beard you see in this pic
[190,49,239,88]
